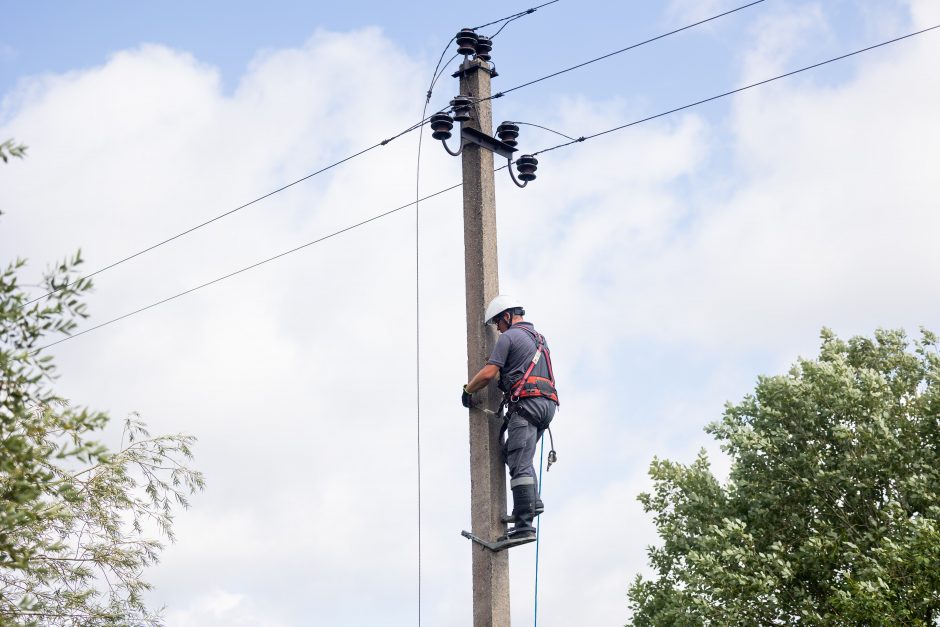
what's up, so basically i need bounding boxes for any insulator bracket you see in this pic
[460,127,517,160]
[452,57,497,79]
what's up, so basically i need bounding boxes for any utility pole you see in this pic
[429,27,538,626]
[459,55,511,627]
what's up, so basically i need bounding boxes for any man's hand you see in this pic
[461,385,473,409]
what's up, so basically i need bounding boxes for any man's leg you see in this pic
[521,398,555,516]
[506,414,538,479]
[504,413,539,540]
[533,427,545,515]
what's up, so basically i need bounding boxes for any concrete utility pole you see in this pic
[460,56,511,627]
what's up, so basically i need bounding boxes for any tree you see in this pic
[628,329,940,626]
[1,146,204,625]
[0,139,27,219]
[0,139,27,164]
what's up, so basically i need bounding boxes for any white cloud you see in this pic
[740,4,831,79]
[1,2,939,625]
[164,588,290,627]
[497,2,940,357]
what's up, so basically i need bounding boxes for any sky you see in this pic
[2,1,939,625]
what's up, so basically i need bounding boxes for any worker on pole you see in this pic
[462,295,559,543]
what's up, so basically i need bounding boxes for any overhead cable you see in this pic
[472,0,560,31]
[529,24,940,157]
[484,0,767,104]
[21,118,430,309]
[425,1,559,102]
[428,1,757,114]
[506,121,576,141]
[34,17,931,354]
[28,0,765,313]
[31,183,462,354]
[415,40,433,627]
[24,4,562,312]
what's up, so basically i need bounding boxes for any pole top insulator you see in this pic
[474,36,493,62]
[456,29,478,56]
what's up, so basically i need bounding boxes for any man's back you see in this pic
[487,321,552,393]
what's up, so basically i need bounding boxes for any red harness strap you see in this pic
[510,326,559,405]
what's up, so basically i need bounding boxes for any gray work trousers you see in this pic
[503,397,555,487]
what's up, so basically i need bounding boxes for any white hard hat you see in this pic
[484,295,524,325]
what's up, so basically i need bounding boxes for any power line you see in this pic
[507,121,575,141]
[485,0,767,104]
[430,0,767,123]
[529,24,940,157]
[427,53,459,102]
[424,2,763,156]
[426,0,756,116]
[27,0,741,312]
[415,46,432,627]
[425,1,559,103]
[34,18,933,355]
[23,4,563,313]
[490,15,526,40]
[472,0,560,31]
[31,183,462,354]
[21,118,430,309]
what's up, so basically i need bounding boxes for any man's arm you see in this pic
[462,332,509,406]
[466,364,500,393]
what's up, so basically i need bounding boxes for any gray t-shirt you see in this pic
[487,322,553,394]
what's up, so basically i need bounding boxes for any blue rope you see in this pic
[533,437,545,626]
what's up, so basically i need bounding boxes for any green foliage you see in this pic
[0,139,27,164]
[1,156,204,624]
[628,329,940,626]
[0,139,27,218]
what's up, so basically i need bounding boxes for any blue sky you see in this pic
[4,1,907,116]
[2,1,939,625]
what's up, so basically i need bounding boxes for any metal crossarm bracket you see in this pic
[461,529,537,552]
[460,127,518,160]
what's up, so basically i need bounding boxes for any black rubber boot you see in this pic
[501,494,544,524]
[502,482,545,525]
[502,483,537,541]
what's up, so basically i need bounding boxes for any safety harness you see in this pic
[502,324,559,470]
[509,325,559,405]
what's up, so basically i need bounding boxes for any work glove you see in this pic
[461,385,473,409]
